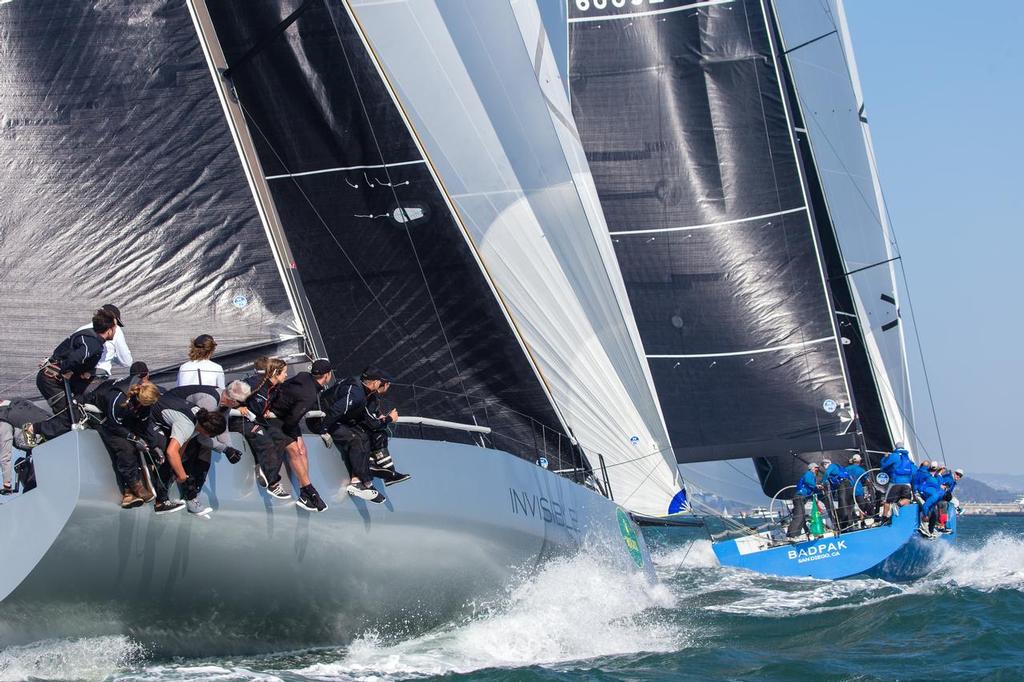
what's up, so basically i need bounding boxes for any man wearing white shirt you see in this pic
[76,303,132,379]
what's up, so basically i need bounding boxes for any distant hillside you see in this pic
[970,472,1024,493]
[956,477,1020,503]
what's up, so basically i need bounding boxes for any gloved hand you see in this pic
[127,435,148,453]
[320,433,334,449]
[223,446,243,464]
[152,447,166,465]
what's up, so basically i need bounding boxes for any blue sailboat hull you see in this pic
[712,505,957,580]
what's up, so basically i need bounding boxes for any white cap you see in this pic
[821,458,832,466]
[954,468,965,476]
[936,462,946,470]
[850,454,862,464]
[807,462,818,471]
[895,441,905,449]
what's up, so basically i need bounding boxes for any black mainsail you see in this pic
[568,0,867,496]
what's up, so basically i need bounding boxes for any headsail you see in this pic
[567,0,858,496]
[0,0,297,389]
[345,0,684,515]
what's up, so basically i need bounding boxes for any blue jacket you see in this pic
[918,473,943,495]
[845,464,867,496]
[795,470,819,497]
[881,449,915,484]
[911,465,934,493]
[939,472,957,493]
[822,463,851,488]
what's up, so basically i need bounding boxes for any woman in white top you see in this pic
[176,334,225,389]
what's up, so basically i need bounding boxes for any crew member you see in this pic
[135,393,227,516]
[366,387,410,487]
[844,454,871,522]
[0,399,51,494]
[821,457,854,529]
[880,442,915,519]
[176,334,225,389]
[23,310,118,446]
[76,304,132,382]
[237,357,290,499]
[86,380,160,508]
[787,462,821,541]
[268,359,332,512]
[918,463,944,537]
[314,368,400,504]
[912,460,932,499]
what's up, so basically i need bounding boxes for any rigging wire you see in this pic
[321,0,474,413]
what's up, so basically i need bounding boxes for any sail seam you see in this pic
[265,159,425,180]
[608,206,804,235]
[568,0,734,24]
[647,336,834,359]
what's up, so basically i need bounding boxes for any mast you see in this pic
[186,0,327,362]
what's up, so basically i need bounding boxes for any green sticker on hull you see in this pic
[617,508,644,568]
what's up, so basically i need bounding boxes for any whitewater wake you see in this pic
[0,635,145,682]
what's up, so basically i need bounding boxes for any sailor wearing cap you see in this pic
[313,367,404,504]
[844,454,872,521]
[267,358,334,512]
[787,461,822,541]
[75,304,132,380]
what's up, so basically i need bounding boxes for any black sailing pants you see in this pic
[837,480,855,529]
[33,370,89,441]
[154,437,212,502]
[329,424,371,483]
[787,495,809,538]
[230,417,286,486]
[95,427,142,489]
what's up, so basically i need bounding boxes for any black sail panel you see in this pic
[203,0,566,456]
[569,0,854,494]
[0,0,295,389]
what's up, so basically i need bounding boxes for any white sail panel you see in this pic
[348,0,683,515]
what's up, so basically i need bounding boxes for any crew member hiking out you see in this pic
[0,399,51,494]
[365,386,410,487]
[314,368,402,505]
[22,309,117,446]
[787,462,821,542]
[267,359,332,512]
[135,393,227,516]
[86,379,160,509]
[232,358,291,499]
[880,442,915,519]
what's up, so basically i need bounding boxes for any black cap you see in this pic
[102,304,124,327]
[361,367,392,383]
[310,359,333,376]
[129,361,149,376]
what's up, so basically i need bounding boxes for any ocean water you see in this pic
[1,517,1021,682]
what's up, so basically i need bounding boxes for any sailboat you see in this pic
[564,0,953,579]
[0,0,683,653]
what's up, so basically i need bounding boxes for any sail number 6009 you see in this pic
[575,0,664,11]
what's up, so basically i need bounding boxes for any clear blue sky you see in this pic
[844,1,1024,474]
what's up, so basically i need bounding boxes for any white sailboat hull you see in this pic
[0,431,650,655]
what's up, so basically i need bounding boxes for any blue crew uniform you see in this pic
[787,469,820,538]
[845,462,870,516]
[880,448,915,505]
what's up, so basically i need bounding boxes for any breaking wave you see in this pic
[0,635,145,682]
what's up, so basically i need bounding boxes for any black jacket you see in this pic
[242,373,275,425]
[49,328,105,374]
[269,372,325,437]
[319,376,392,434]
[86,378,151,440]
